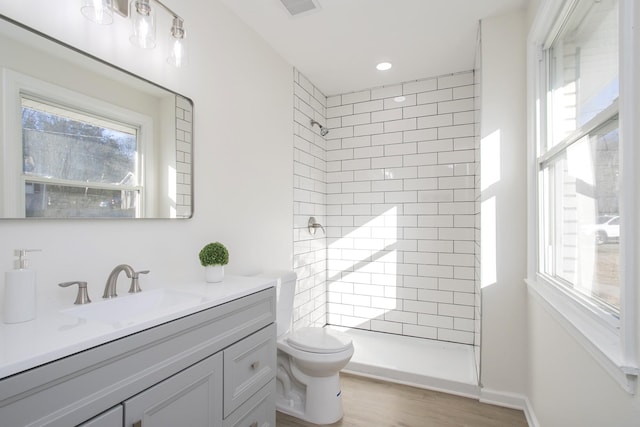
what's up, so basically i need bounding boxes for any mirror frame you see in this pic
[0,14,194,220]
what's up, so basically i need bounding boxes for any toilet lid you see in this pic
[287,327,353,354]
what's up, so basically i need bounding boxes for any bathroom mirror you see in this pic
[0,15,193,219]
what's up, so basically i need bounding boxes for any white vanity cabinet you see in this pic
[0,288,276,427]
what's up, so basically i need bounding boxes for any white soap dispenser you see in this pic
[3,249,40,324]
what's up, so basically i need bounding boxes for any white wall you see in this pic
[479,10,528,396]
[527,299,638,426]
[0,0,293,309]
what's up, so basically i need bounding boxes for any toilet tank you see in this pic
[256,271,297,337]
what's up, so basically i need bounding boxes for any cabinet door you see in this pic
[79,405,123,427]
[124,353,223,427]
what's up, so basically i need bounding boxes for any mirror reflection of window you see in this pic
[21,96,142,218]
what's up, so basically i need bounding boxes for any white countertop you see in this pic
[0,275,275,379]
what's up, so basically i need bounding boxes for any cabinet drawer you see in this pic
[223,380,275,427]
[78,405,123,427]
[223,324,276,417]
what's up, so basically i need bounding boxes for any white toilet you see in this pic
[260,271,354,425]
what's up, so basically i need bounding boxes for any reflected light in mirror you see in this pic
[169,164,176,217]
[168,165,177,203]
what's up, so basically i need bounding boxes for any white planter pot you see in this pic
[204,265,224,283]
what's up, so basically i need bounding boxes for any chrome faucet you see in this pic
[103,264,135,298]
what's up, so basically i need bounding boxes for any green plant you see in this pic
[199,242,229,266]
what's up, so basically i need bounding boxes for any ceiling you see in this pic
[218,0,527,96]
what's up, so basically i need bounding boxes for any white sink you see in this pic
[61,289,206,325]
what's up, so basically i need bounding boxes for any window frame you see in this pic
[1,69,154,218]
[527,0,639,393]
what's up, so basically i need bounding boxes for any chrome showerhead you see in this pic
[310,119,329,137]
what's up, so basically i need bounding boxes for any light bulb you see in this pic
[376,62,393,71]
[81,0,114,25]
[167,18,188,67]
[129,0,156,49]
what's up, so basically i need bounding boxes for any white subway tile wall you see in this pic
[293,70,328,329]
[325,71,479,346]
[292,70,480,347]
[176,95,192,218]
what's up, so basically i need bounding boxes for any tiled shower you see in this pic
[292,68,480,359]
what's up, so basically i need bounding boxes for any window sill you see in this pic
[526,277,638,394]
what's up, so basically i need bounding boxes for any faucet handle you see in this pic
[59,281,92,305]
[308,217,325,235]
[129,270,149,294]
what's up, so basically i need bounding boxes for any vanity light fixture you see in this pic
[376,62,392,71]
[80,0,188,67]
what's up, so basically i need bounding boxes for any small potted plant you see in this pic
[199,242,229,283]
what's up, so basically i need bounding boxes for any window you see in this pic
[539,116,620,313]
[21,96,141,218]
[539,0,620,314]
[530,0,638,391]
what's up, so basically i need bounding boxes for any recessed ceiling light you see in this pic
[376,62,392,71]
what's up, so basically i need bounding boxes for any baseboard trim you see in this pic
[523,397,541,427]
[343,363,480,400]
[480,388,540,427]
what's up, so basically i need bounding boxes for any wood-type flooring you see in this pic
[276,374,528,427]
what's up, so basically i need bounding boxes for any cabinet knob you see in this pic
[250,422,258,427]
[251,361,260,370]
[133,421,142,427]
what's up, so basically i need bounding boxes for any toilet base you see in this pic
[276,370,345,424]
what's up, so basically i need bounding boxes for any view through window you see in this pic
[21,96,140,218]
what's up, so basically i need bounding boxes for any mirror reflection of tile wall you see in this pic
[176,95,193,218]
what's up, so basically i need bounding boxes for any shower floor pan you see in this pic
[330,326,480,398]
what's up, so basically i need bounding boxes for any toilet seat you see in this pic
[286,327,353,354]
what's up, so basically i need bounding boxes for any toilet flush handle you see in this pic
[308,217,325,235]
